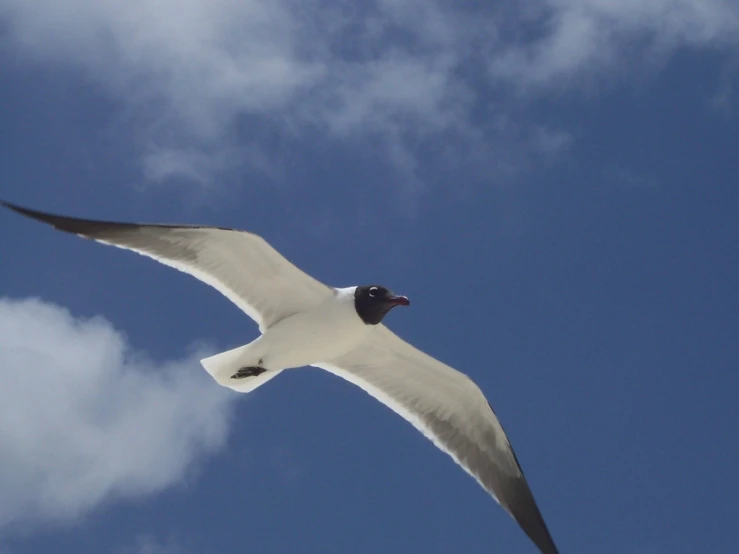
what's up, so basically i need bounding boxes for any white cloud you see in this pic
[142,148,239,186]
[0,297,236,530]
[491,0,739,90]
[0,0,737,183]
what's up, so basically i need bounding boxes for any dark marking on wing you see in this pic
[422,401,559,554]
[1,200,238,236]
[484,404,559,554]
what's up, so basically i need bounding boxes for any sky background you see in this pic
[1,1,738,553]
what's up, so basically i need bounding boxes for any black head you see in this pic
[354,285,410,325]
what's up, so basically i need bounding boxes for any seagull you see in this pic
[2,200,560,554]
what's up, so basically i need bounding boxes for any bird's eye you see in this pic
[369,287,378,297]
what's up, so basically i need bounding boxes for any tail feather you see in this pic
[200,344,283,393]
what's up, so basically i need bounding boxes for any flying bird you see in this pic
[2,200,560,554]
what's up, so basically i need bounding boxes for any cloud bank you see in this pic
[0,297,236,530]
[1,0,737,183]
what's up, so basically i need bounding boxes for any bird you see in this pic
[1,200,560,554]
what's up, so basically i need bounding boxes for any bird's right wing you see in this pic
[2,201,333,330]
[314,324,559,554]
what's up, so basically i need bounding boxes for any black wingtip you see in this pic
[2,200,236,234]
[505,475,560,554]
[1,200,136,237]
[483,401,560,554]
[1,200,38,219]
[1,200,83,233]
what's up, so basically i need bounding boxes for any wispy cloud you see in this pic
[119,535,186,554]
[0,297,236,530]
[0,0,737,184]
[491,0,739,91]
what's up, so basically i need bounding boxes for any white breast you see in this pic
[256,287,374,370]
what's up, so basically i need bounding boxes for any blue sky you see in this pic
[1,1,738,553]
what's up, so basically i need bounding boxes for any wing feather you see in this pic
[2,201,332,330]
[316,325,559,554]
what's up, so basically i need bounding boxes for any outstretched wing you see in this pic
[315,325,559,554]
[2,201,332,330]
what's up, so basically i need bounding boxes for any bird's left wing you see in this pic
[314,324,559,554]
[2,201,333,330]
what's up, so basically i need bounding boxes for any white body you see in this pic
[201,287,375,390]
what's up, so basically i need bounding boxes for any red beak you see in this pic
[387,295,410,306]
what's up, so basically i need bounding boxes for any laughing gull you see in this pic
[2,200,560,554]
